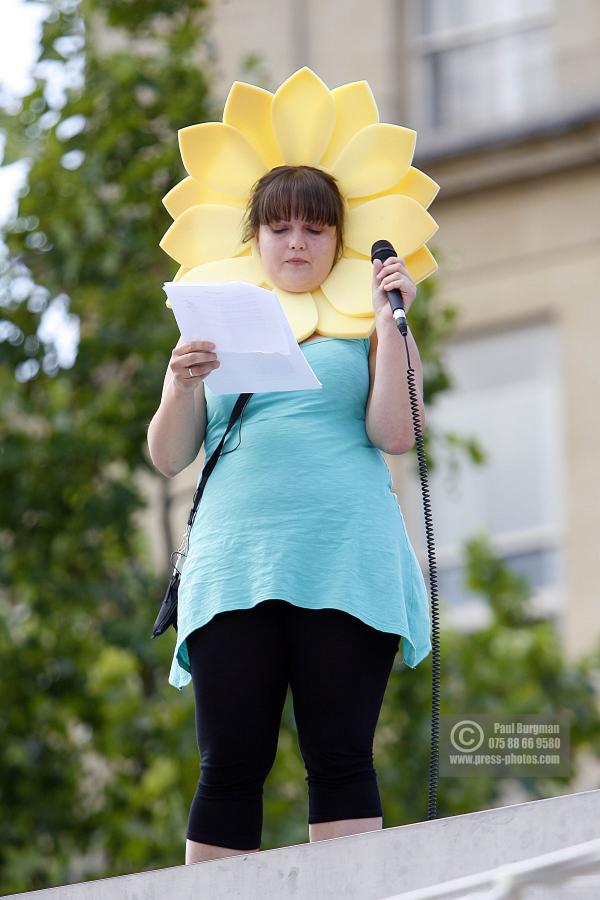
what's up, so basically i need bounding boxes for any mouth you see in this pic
[286,259,309,265]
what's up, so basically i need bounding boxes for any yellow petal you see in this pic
[312,288,374,338]
[179,254,264,285]
[348,166,440,210]
[178,122,267,198]
[331,124,416,198]
[223,82,283,170]
[342,246,370,260]
[319,81,379,170]
[162,176,244,219]
[272,67,335,166]
[271,286,319,341]
[164,265,191,308]
[320,258,374,317]
[346,195,438,258]
[405,245,438,284]
[159,204,244,268]
[388,167,440,209]
[174,264,191,282]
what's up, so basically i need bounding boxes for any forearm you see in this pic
[366,313,425,454]
[147,377,206,478]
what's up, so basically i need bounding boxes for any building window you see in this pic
[408,321,564,627]
[408,0,556,140]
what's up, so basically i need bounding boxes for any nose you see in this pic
[288,229,306,250]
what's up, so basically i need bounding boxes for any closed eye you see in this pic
[271,226,323,235]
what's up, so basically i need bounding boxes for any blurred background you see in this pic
[1,0,599,893]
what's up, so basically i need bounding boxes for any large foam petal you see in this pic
[271,286,319,340]
[173,265,191,282]
[223,82,283,170]
[346,195,438,258]
[179,254,264,285]
[312,288,375,338]
[405,245,438,284]
[178,123,267,197]
[348,166,440,210]
[331,124,416,198]
[271,67,335,166]
[320,258,374,317]
[159,204,244,268]
[387,167,440,209]
[319,81,379,170]
[162,176,244,219]
[342,246,370,261]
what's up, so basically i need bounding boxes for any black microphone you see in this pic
[371,240,408,336]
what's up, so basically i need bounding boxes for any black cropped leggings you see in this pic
[185,598,401,850]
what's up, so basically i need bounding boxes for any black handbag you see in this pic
[151,392,253,638]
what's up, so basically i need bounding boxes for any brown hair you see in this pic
[241,165,345,264]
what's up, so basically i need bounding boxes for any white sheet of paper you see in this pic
[163,280,323,395]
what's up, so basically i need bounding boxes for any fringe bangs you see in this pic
[241,166,345,261]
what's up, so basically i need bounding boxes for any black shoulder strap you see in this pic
[186,392,253,529]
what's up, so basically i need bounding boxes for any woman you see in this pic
[147,165,432,864]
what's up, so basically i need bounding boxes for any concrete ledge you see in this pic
[5,789,600,899]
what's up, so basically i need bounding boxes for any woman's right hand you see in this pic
[169,340,220,394]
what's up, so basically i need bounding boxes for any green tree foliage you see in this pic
[378,533,600,829]
[1,0,599,894]
[0,0,220,891]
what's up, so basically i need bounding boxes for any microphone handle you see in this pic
[371,240,408,335]
[386,287,408,336]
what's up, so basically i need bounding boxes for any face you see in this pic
[256,217,338,292]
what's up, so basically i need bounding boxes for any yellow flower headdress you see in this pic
[159,66,439,342]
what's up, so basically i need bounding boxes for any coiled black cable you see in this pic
[401,330,440,821]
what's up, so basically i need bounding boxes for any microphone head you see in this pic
[371,240,397,264]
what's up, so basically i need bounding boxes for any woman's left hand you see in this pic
[372,256,417,320]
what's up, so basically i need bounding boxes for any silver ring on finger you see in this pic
[188,366,194,378]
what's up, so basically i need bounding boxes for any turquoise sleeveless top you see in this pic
[168,337,432,690]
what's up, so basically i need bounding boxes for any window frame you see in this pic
[406,0,556,140]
